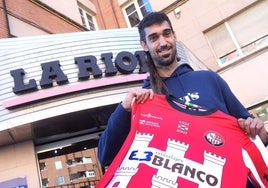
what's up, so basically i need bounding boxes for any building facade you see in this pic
[0,0,267,187]
[39,148,102,187]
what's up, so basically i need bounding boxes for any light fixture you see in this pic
[174,7,181,19]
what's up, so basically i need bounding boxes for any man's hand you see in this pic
[238,117,267,145]
[122,88,154,112]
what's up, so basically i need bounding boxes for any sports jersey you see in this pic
[96,94,268,188]
[98,64,252,167]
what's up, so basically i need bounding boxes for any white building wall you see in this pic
[219,49,268,107]
[157,0,268,108]
[38,0,84,24]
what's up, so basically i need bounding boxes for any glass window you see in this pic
[57,176,65,185]
[55,161,62,169]
[83,156,93,163]
[42,178,49,187]
[123,0,153,27]
[79,7,97,31]
[138,0,152,16]
[248,102,268,123]
[39,162,46,171]
[66,159,72,166]
[205,1,268,65]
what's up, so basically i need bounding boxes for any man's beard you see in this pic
[151,45,177,67]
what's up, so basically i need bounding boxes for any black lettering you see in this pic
[135,51,148,74]
[135,50,148,73]
[184,165,196,179]
[115,51,137,74]
[163,158,171,170]
[206,174,218,186]
[152,155,164,166]
[10,51,149,95]
[10,68,37,94]
[196,171,205,183]
[75,55,102,80]
[171,163,184,173]
[40,61,68,88]
[101,53,117,76]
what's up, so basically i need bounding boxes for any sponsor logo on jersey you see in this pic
[128,150,220,187]
[140,113,163,120]
[138,119,160,128]
[177,120,190,134]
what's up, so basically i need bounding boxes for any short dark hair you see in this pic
[138,12,174,43]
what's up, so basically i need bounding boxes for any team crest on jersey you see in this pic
[204,131,224,146]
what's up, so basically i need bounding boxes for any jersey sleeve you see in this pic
[242,136,268,187]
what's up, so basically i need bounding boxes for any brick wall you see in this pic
[1,0,128,38]
[91,0,127,30]
[0,0,9,38]
[5,0,84,35]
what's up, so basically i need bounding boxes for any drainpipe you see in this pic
[2,0,12,37]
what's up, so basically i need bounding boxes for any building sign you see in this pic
[1,28,150,109]
[10,50,148,94]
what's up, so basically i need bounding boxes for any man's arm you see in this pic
[215,74,268,145]
[97,88,154,166]
[97,103,131,166]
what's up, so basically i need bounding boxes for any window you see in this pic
[42,178,48,187]
[123,0,153,27]
[79,7,97,31]
[205,1,268,65]
[74,157,83,164]
[69,171,94,181]
[39,162,46,171]
[248,102,268,123]
[66,159,73,166]
[55,161,62,170]
[57,176,65,185]
[83,157,93,163]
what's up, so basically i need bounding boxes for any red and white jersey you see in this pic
[97,94,268,188]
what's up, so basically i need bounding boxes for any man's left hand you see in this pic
[238,117,267,145]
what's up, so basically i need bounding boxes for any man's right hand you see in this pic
[122,88,154,112]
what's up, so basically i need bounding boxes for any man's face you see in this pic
[141,21,177,67]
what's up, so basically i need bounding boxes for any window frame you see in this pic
[122,0,153,28]
[57,176,65,185]
[248,101,268,124]
[205,1,268,67]
[55,161,62,170]
[78,7,98,31]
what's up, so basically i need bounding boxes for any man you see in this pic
[98,12,267,187]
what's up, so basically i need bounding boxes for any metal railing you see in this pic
[47,180,99,188]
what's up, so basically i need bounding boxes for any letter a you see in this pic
[40,61,68,88]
